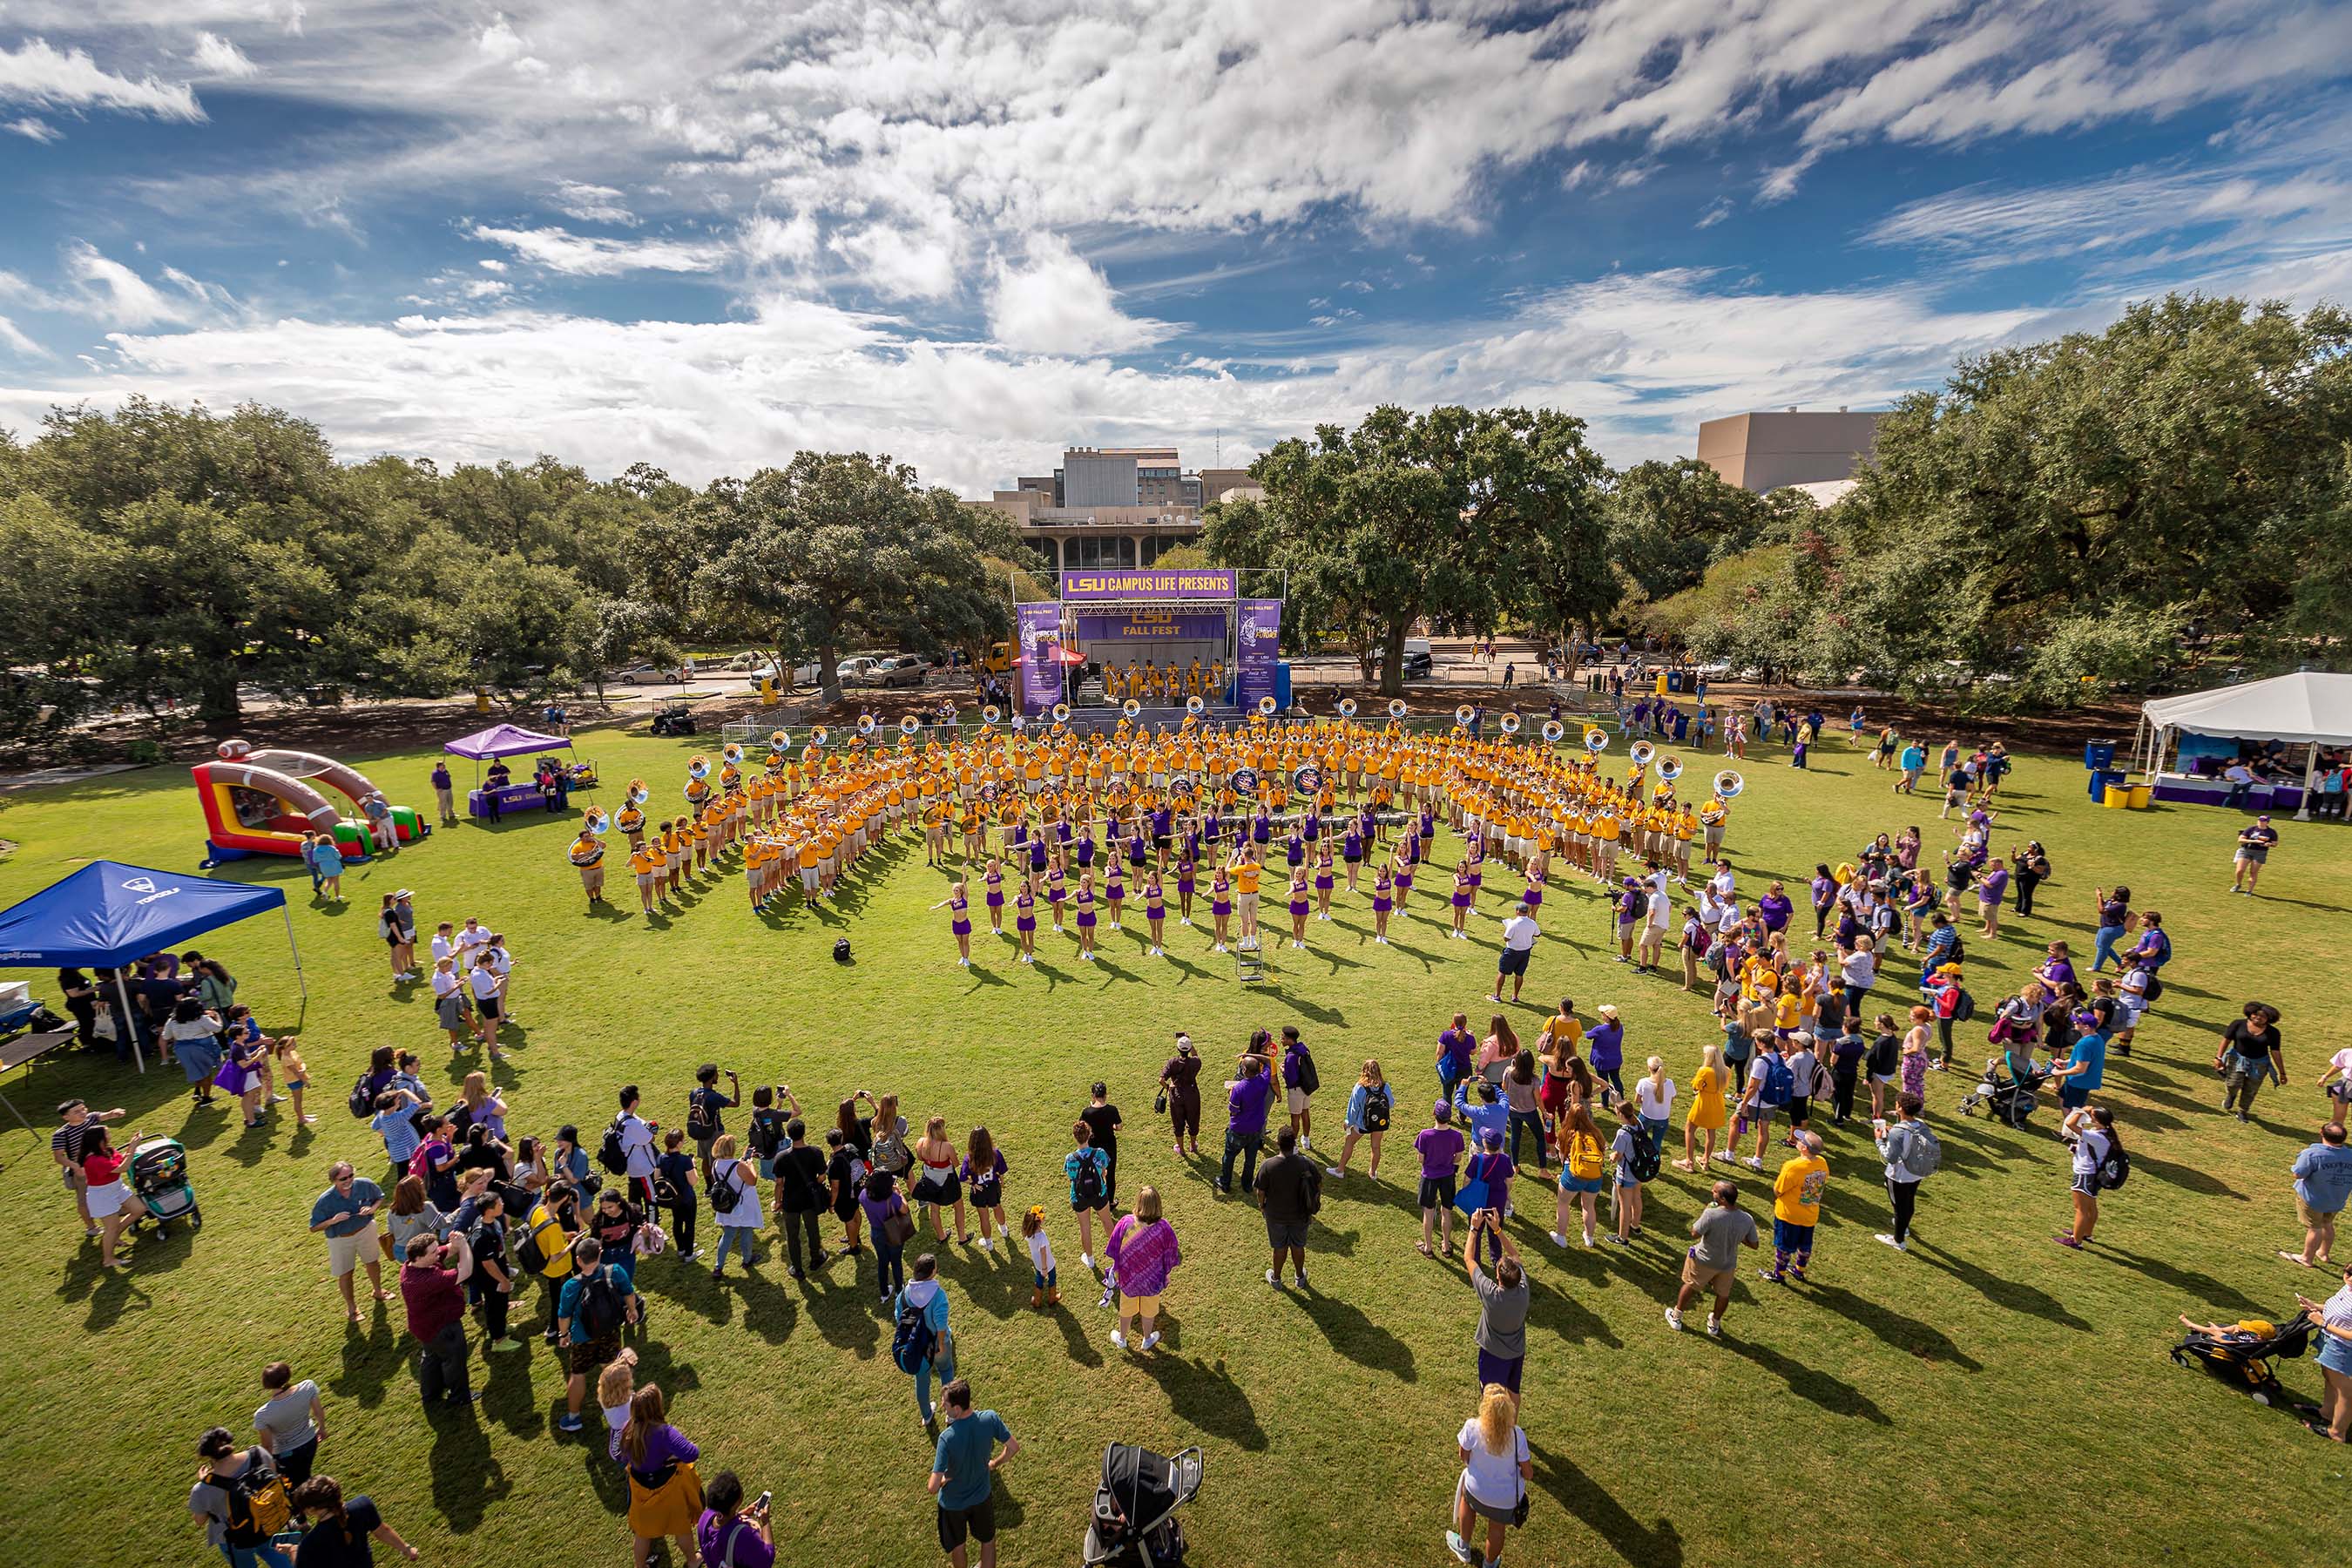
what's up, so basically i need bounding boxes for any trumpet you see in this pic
[1541,720,1565,743]
[1121,698,1142,720]
[1584,727,1610,754]
[1630,740,1656,767]
[1499,713,1522,734]
[1713,769,1745,798]
[1657,756,1683,782]
[1338,697,1359,719]
[1389,698,1408,719]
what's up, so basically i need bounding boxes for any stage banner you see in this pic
[1017,601,1063,715]
[1060,568,1236,602]
[1072,610,1228,643]
[1236,598,1282,711]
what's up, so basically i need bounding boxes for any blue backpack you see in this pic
[891,1293,936,1373]
[1758,1056,1795,1109]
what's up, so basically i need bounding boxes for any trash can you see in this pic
[2083,741,2116,771]
[2127,782,2153,809]
[1667,670,1683,693]
[2103,785,2130,808]
[2089,768,2126,802]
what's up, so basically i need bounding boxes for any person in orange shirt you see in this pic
[1231,845,1263,943]
[627,839,660,915]
[660,818,688,899]
[567,823,606,907]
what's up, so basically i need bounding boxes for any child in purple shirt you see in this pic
[1415,1103,1467,1257]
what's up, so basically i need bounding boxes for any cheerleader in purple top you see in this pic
[1014,882,1038,964]
[983,860,1006,934]
[1342,821,1364,891]
[1105,863,1126,930]
[1028,833,1050,878]
[1450,862,1474,939]
[1371,865,1394,944]
[1209,865,1233,953]
[1252,807,1273,846]
[1419,806,1437,843]
[1046,864,1068,931]
[1303,804,1322,845]
[1127,826,1148,872]
[1314,843,1335,921]
[1284,826,1306,870]
[1175,845,1198,926]
[1201,807,1221,850]
[1074,875,1098,960]
[1288,868,1312,947]
[1143,873,1167,955]
[930,881,974,967]
[1394,842,1416,913]
[1074,823,1096,870]
[1466,833,1486,891]
[1523,857,1545,911]
[1056,813,1075,848]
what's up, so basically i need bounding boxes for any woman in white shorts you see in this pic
[1450,1384,1531,1568]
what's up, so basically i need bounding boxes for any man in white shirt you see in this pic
[483,937,516,1023]
[465,960,507,1060]
[456,917,489,972]
[1708,860,1737,905]
[1491,904,1540,1004]
[1639,886,1670,972]
[616,1085,660,1206]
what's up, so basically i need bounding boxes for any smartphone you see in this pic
[754,1490,772,1513]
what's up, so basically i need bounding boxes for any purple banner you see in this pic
[1072,611,1228,643]
[1237,598,1281,712]
[1017,601,1064,715]
[1060,568,1235,602]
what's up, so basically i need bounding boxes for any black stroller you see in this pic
[1957,1053,2048,1128]
[2171,1313,2318,1408]
[1082,1443,1202,1567]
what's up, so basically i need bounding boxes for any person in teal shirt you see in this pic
[929,1378,1018,1568]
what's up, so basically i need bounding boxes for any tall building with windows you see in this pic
[976,443,1214,576]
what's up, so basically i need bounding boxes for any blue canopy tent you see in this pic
[0,861,303,1072]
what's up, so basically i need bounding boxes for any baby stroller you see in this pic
[131,1135,201,1237]
[1957,1054,2047,1128]
[1082,1443,1202,1567]
[2171,1314,2317,1407]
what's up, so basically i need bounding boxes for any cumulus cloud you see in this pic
[0,37,203,121]
[986,236,1176,357]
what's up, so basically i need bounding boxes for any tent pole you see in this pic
[113,969,145,1074]
[282,905,309,1002]
[2299,742,2318,822]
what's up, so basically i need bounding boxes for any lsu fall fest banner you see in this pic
[1017,600,1063,714]
[1071,611,1229,643]
[1059,568,1237,602]
[1236,599,1281,711]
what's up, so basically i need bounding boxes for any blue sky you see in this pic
[2,3,2349,491]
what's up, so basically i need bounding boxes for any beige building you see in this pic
[1697,409,1885,492]
[976,491,1203,575]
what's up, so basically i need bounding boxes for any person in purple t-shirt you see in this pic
[696,1472,774,1568]
[1976,858,2011,938]
[1756,882,1794,935]
[1220,1056,1274,1195]
[1416,1100,1467,1257]
[1436,1013,1477,1099]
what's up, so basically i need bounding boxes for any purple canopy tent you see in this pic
[443,723,572,785]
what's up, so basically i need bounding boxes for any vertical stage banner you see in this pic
[1017,601,1063,714]
[1236,598,1282,712]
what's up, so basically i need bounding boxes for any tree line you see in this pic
[1,290,2343,739]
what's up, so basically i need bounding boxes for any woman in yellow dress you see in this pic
[1677,1042,1728,1172]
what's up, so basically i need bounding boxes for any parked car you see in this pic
[838,656,885,684]
[1401,637,1433,679]
[610,661,685,685]
[872,657,928,689]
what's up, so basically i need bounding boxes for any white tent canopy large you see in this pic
[2137,671,2352,818]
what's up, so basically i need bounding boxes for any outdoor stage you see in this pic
[1017,566,1282,720]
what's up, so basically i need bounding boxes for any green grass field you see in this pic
[3,725,2345,1568]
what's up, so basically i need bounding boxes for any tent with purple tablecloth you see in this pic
[2136,672,2352,820]
[443,723,572,760]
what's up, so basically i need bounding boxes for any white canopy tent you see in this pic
[2137,671,2352,820]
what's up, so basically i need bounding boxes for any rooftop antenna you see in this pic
[1215,429,1222,466]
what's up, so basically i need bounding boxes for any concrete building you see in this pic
[976,490,1202,576]
[1060,449,1139,508]
[1697,409,1885,492]
[1196,467,1255,504]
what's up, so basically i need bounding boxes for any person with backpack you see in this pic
[774,1118,831,1279]
[398,1232,480,1409]
[1254,1126,1323,1289]
[556,1235,643,1433]
[1064,1122,1112,1271]
[1281,1029,1319,1151]
[1079,1083,1124,1206]
[1734,1036,1796,1170]
[188,1425,296,1568]
[654,1129,700,1265]
[1873,1093,1940,1251]
[686,1064,740,1185]
[746,1085,795,1183]
[1551,1102,1607,1249]
[697,1471,776,1568]
[862,1170,914,1303]
[2056,1105,2124,1250]
[289,1473,420,1565]
[706,1132,765,1280]
[1324,1058,1391,1181]
[896,1253,956,1426]
[1761,1132,1829,1284]
[826,1128,868,1257]
[608,1086,661,1211]
[1608,1102,1659,1245]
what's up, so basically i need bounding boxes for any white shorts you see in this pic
[326,1228,374,1277]
[86,1179,132,1220]
[801,867,821,890]
[1287,1085,1309,1114]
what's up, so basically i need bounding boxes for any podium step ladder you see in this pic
[1233,934,1266,984]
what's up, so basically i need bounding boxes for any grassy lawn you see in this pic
[1,722,2344,1568]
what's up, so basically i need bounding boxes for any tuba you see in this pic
[1454,703,1477,727]
[1388,698,1408,720]
[1257,695,1278,716]
[1713,769,1745,799]
[1541,720,1565,743]
[900,716,922,736]
[1629,740,1656,767]
[809,725,829,747]
[1051,701,1071,723]
[1498,713,1522,735]
[1656,757,1683,782]
[1122,698,1142,720]
[1337,697,1358,719]
[981,705,1002,725]
[1584,727,1609,754]
[1186,694,1206,716]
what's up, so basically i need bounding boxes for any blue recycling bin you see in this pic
[1667,671,1684,693]
[2083,741,2116,771]
[2088,768,2126,802]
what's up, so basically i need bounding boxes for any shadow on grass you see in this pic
[2097,1245,2267,1315]
[425,1399,510,1532]
[1528,1441,1685,1568]
[1909,1240,2090,1331]
[1805,1281,1984,1371]
[1289,1281,1417,1381]
[1133,1351,1267,1450]
[1718,1330,1890,1423]
[2130,1150,2245,1201]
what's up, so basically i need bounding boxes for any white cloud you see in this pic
[192,32,259,79]
[0,37,203,121]
[60,243,197,327]
[0,315,45,357]
[469,225,728,276]
[828,224,957,301]
[4,116,61,142]
[549,180,636,226]
[1694,197,1733,230]
[985,235,1175,356]
[740,211,817,268]
[477,258,508,273]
